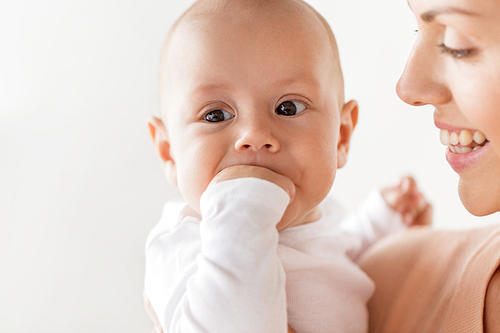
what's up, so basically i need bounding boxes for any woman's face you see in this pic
[397,0,500,216]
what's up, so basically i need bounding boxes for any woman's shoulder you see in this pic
[359,224,500,333]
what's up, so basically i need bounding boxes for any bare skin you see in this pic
[151,0,354,232]
[398,0,500,216]
[381,176,432,226]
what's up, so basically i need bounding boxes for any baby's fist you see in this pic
[381,176,432,226]
[210,165,295,200]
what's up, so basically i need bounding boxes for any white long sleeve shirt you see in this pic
[144,178,405,333]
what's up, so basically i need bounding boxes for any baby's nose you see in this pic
[234,122,280,153]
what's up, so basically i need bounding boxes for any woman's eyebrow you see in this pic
[420,7,478,22]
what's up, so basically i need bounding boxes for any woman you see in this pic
[359,0,500,331]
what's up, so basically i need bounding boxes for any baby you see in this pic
[144,0,430,332]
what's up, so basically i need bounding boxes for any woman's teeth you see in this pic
[473,131,486,144]
[440,129,488,153]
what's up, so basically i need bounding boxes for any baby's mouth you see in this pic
[440,129,489,153]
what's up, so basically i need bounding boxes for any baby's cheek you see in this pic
[182,188,203,215]
[176,170,205,215]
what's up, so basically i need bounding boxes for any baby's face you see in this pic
[160,3,352,229]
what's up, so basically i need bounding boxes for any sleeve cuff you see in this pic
[200,177,291,224]
[363,189,407,236]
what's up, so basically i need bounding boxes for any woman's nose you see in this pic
[396,39,452,107]
[234,117,280,153]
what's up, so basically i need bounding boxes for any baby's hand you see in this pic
[380,176,432,226]
[210,165,295,201]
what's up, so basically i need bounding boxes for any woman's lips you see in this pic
[437,127,490,172]
[445,141,492,172]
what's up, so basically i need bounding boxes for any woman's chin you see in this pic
[458,180,500,217]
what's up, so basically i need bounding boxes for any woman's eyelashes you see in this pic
[439,27,476,59]
[203,109,234,122]
[276,101,307,116]
[438,44,473,59]
[413,27,475,59]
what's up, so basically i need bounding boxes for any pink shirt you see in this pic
[359,224,500,333]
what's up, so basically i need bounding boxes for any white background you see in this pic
[2,0,498,332]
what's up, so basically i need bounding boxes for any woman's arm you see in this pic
[485,267,500,333]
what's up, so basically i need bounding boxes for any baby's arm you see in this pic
[339,176,431,259]
[145,166,293,333]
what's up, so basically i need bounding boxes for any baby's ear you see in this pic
[147,116,177,186]
[336,100,359,169]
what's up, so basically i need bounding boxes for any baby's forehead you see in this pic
[164,0,340,72]
[182,0,316,23]
[159,0,344,114]
[170,0,333,46]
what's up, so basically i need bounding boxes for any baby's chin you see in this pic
[277,206,322,231]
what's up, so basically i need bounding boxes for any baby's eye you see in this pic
[203,109,234,122]
[276,101,307,116]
